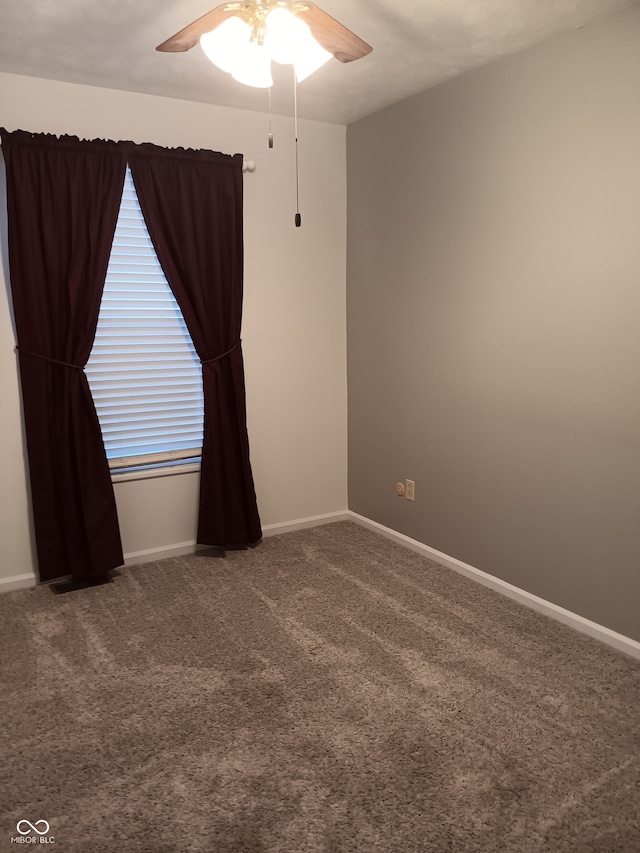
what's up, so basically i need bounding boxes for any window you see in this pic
[85,168,203,472]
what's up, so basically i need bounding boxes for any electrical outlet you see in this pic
[405,479,415,501]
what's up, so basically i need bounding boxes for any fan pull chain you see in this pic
[268,87,274,148]
[294,71,301,227]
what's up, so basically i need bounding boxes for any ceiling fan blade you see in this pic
[156,1,372,62]
[156,3,240,52]
[296,3,372,63]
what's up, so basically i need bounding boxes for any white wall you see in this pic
[0,72,348,585]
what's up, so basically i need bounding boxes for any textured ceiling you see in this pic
[0,0,637,124]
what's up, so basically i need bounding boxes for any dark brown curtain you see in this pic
[1,129,127,582]
[128,143,262,547]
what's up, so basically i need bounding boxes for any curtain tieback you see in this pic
[201,340,241,366]
[16,347,84,370]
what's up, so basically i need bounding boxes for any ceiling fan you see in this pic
[156,1,372,85]
[157,2,371,227]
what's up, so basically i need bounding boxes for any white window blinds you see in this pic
[85,168,204,470]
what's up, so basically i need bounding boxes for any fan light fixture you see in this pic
[199,6,333,88]
[157,2,372,225]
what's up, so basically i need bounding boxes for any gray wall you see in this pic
[347,5,640,642]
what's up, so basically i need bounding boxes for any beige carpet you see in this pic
[1,521,639,852]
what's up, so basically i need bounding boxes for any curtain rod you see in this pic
[0,139,256,174]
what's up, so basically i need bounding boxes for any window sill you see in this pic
[111,461,201,484]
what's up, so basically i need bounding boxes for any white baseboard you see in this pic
[0,547,208,586]
[349,512,640,662]
[123,540,206,566]
[262,511,351,538]
[0,515,351,584]
[122,512,351,566]
[0,573,37,593]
